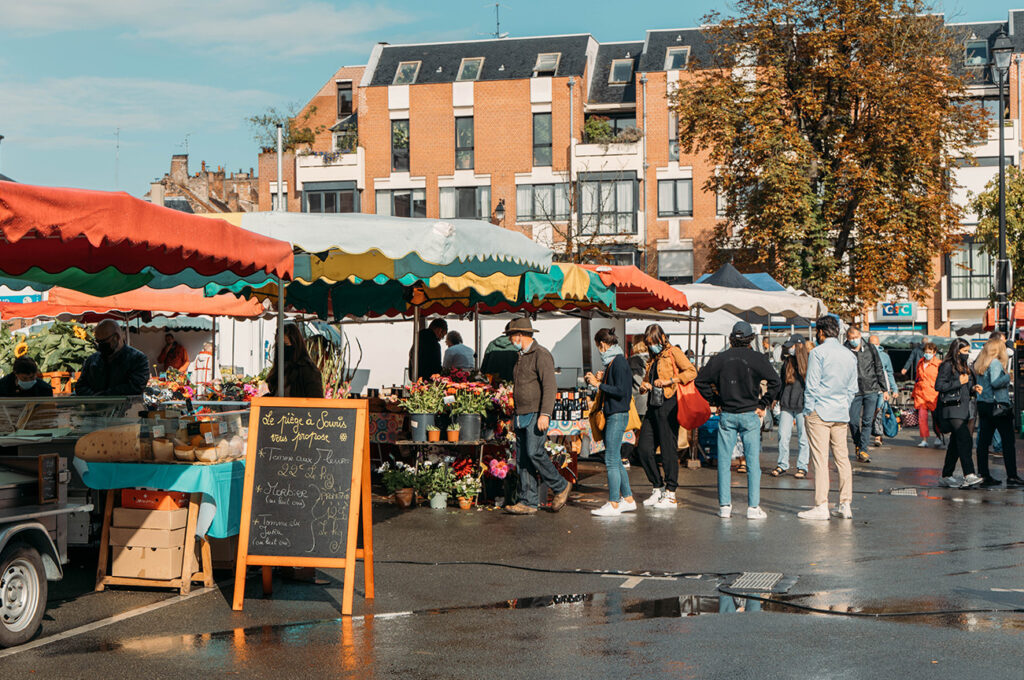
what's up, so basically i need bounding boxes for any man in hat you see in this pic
[503,318,571,515]
[799,315,859,521]
[695,321,780,520]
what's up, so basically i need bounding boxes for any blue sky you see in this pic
[0,0,1018,195]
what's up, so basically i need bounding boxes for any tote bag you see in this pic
[676,381,712,430]
[880,401,900,438]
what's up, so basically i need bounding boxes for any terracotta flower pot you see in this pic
[427,429,441,442]
[458,497,473,510]
[446,429,460,442]
[394,487,414,509]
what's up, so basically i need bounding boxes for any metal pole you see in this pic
[694,304,702,367]
[412,306,421,382]
[997,67,1010,337]
[474,303,481,370]
[276,123,285,212]
[276,278,286,396]
[211,316,217,385]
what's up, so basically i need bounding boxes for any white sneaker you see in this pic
[831,502,853,519]
[591,502,623,517]
[653,494,678,509]
[798,504,830,520]
[938,475,961,488]
[931,437,945,449]
[621,460,630,469]
[643,488,664,507]
[618,499,637,513]
[746,506,767,519]
[961,473,984,488]
[917,439,929,448]
[719,505,732,518]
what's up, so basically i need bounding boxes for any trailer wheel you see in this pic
[0,544,47,647]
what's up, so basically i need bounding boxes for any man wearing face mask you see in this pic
[503,317,571,515]
[75,319,150,396]
[869,335,898,447]
[843,325,889,463]
[0,356,54,397]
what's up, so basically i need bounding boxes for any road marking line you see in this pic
[0,586,217,659]
[990,588,1024,593]
[601,574,677,589]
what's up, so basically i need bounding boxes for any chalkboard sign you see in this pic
[37,453,59,505]
[233,398,375,616]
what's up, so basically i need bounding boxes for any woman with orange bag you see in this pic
[636,324,697,509]
[912,342,943,448]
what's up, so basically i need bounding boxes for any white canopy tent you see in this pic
[674,283,826,320]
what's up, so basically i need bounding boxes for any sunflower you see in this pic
[14,341,28,358]
[73,326,88,340]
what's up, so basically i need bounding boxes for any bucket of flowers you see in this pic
[416,458,455,509]
[400,380,445,441]
[377,461,417,508]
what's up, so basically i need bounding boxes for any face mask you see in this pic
[788,346,796,356]
[96,337,117,357]
[924,353,934,361]
[849,338,861,348]
[512,339,523,352]
[283,345,295,361]
[960,350,970,358]
[648,344,663,356]
[17,379,36,390]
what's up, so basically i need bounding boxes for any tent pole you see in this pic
[231,319,236,378]
[474,303,481,370]
[211,316,217,387]
[277,278,286,397]
[412,306,421,382]
[123,312,131,348]
[694,304,702,367]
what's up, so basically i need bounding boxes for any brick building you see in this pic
[258,11,1024,336]
[148,155,258,214]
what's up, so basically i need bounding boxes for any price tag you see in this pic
[204,431,215,444]
[153,425,166,438]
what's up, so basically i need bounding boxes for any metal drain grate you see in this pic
[729,572,783,592]
[889,487,919,496]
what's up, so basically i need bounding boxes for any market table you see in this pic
[73,459,245,594]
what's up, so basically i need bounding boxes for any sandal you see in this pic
[737,461,747,474]
[770,466,785,477]
[794,469,807,479]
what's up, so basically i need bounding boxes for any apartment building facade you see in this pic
[258,11,1024,336]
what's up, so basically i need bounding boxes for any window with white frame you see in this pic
[336,81,353,117]
[439,186,490,220]
[391,119,409,172]
[657,179,693,217]
[516,184,570,222]
[964,40,989,67]
[457,57,484,81]
[393,61,421,85]
[579,175,637,235]
[376,189,426,218]
[716,188,727,217]
[668,110,679,161]
[609,59,634,84]
[455,117,474,170]
[664,46,690,70]
[947,239,993,300]
[533,53,561,77]
[533,113,552,167]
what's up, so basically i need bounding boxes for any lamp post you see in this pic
[993,30,1013,336]
[493,198,506,226]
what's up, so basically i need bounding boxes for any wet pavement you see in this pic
[2,430,1023,678]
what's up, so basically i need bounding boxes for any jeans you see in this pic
[717,411,762,507]
[514,413,569,508]
[941,417,976,478]
[602,411,633,503]
[637,395,680,492]
[977,402,1019,479]
[849,393,879,453]
[776,410,809,471]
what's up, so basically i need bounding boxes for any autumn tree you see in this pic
[673,0,987,313]
[971,164,1024,302]
[247,104,325,152]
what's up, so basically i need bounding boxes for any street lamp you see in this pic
[993,29,1012,336]
[493,198,506,225]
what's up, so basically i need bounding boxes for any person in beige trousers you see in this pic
[798,315,859,521]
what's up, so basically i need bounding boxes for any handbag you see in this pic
[645,358,667,408]
[901,406,918,428]
[992,401,1012,418]
[626,399,643,432]
[881,401,900,438]
[676,381,712,430]
[588,392,606,442]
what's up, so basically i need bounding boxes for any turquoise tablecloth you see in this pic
[73,459,245,539]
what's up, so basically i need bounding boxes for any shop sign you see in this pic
[876,301,916,322]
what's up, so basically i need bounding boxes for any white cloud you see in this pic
[0,0,412,57]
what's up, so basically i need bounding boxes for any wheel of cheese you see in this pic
[195,445,218,463]
[215,439,231,461]
[74,424,142,462]
[173,445,196,462]
[152,438,175,463]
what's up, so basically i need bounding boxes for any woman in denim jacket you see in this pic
[974,338,1023,488]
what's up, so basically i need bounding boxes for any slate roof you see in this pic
[946,12,1024,86]
[589,42,643,104]
[638,28,717,72]
[368,35,592,87]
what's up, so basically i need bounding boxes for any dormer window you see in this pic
[393,61,421,85]
[457,57,484,81]
[609,59,634,84]
[665,46,690,70]
[533,53,561,77]
[964,39,989,67]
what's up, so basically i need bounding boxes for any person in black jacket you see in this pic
[695,321,781,520]
[0,356,54,397]
[936,338,984,489]
[770,334,809,478]
[843,326,889,464]
[75,320,150,396]
[266,323,324,399]
[619,342,649,467]
[585,328,636,517]
[408,318,447,380]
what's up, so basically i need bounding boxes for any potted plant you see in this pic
[446,422,461,442]
[453,475,482,509]
[377,461,416,508]
[426,425,442,442]
[401,380,444,442]
[449,385,493,441]
[417,460,455,509]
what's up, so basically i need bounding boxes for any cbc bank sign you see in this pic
[876,302,916,321]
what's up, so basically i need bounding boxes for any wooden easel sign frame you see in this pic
[232,397,374,616]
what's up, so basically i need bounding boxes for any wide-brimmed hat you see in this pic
[505,317,537,335]
[783,333,807,348]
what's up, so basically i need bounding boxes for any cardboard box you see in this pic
[111,545,184,580]
[207,535,239,570]
[109,527,185,548]
[121,489,189,511]
[112,507,187,531]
